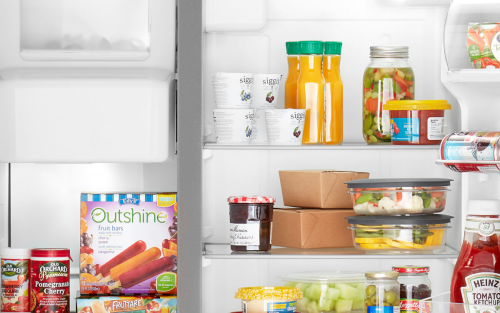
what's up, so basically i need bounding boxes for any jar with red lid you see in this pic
[384,100,451,145]
[228,196,275,252]
[392,266,431,313]
[30,249,72,313]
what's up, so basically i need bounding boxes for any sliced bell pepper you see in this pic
[393,75,408,93]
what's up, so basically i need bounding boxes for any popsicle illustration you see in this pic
[110,257,174,289]
[95,240,146,280]
[91,300,108,313]
[99,247,161,283]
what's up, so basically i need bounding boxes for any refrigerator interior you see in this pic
[200,0,480,312]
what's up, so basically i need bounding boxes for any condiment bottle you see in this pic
[297,41,325,145]
[284,42,300,109]
[324,41,343,145]
[392,266,431,313]
[451,200,500,309]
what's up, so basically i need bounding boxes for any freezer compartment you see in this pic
[0,78,172,162]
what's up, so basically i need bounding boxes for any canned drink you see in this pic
[440,131,500,161]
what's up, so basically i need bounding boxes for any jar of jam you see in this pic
[365,271,400,313]
[228,196,275,252]
[392,266,431,313]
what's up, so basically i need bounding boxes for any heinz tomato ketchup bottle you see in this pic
[451,200,500,311]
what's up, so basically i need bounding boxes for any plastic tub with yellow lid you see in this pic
[235,286,302,313]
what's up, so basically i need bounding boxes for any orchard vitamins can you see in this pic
[31,249,72,313]
[1,248,31,313]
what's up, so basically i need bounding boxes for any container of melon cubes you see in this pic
[282,271,365,313]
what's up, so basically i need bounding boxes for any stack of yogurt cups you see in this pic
[212,72,305,145]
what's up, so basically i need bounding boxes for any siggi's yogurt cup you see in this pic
[265,109,306,145]
[213,109,254,144]
[251,109,268,144]
[212,72,253,108]
[252,74,282,109]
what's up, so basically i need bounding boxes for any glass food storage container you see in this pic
[282,272,365,313]
[346,214,453,254]
[365,271,400,313]
[234,286,302,313]
[345,178,452,215]
[392,266,432,312]
[228,196,275,252]
[363,46,415,144]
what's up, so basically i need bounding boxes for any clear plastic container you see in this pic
[234,287,302,313]
[345,178,452,215]
[365,271,400,313]
[282,272,365,313]
[346,214,453,254]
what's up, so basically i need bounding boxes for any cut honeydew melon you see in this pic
[306,300,319,313]
[306,283,323,301]
[318,298,335,312]
[334,284,359,300]
[284,282,296,287]
[352,298,365,311]
[335,299,354,313]
[297,298,310,312]
[296,283,311,294]
[347,283,359,288]
[325,287,341,300]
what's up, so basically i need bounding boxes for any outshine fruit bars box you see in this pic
[79,193,178,295]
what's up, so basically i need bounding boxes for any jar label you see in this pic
[31,259,71,313]
[390,117,419,142]
[400,299,420,313]
[465,217,500,236]
[230,223,260,246]
[367,306,400,313]
[461,272,500,312]
[1,259,30,313]
[427,117,444,140]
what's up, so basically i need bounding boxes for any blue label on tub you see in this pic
[266,301,296,312]
[367,306,395,313]
[391,117,419,142]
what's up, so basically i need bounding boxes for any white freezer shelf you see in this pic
[204,142,440,150]
[203,243,459,259]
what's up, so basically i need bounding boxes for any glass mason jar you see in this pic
[362,46,415,144]
[392,266,432,313]
[365,271,400,313]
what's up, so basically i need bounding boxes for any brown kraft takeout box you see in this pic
[272,208,355,249]
[279,170,369,208]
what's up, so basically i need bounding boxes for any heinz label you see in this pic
[31,259,70,313]
[461,272,500,313]
[1,259,30,312]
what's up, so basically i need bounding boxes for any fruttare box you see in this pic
[80,193,178,295]
[76,295,177,313]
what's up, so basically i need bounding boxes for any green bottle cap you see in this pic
[299,41,324,55]
[286,42,300,55]
[325,41,342,55]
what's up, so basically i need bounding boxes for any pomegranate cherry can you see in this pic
[31,249,72,313]
[1,248,31,313]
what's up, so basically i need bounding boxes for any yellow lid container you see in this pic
[384,100,451,111]
[235,286,302,300]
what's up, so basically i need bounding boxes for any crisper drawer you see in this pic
[0,78,171,162]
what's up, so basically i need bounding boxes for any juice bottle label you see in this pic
[1,259,30,312]
[461,272,500,310]
[31,259,71,313]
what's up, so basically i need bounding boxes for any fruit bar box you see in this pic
[80,193,178,295]
[76,295,177,313]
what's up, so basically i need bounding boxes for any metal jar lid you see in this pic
[365,271,399,278]
[370,46,409,58]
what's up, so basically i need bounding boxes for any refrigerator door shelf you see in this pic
[0,78,172,163]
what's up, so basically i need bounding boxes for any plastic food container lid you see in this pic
[235,287,302,300]
[365,271,399,278]
[0,248,31,259]
[31,248,73,260]
[228,196,276,204]
[345,178,453,188]
[392,266,430,274]
[384,100,451,111]
[282,271,365,283]
[346,214,454,226]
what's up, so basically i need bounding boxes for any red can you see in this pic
[30,249,72,313]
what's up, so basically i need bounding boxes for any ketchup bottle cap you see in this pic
[468,200,500,216]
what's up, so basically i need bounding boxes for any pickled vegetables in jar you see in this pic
[363,46,415,144]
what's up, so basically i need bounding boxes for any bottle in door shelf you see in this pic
[450,200,500,311]
[1,249,30,313]
[285,42,300,109]
[324,41,343,145]
[363,46,414,144]
[298,41,325,145]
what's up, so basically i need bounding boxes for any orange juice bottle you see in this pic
[285,42,300,109]
[298,41,325,144]
[324,41,343,145]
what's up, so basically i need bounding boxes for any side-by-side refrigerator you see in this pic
[1,0,499,313]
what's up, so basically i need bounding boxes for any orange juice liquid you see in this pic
[285,55,300,109]
[298,55,325,144]
[324,55,343,145]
